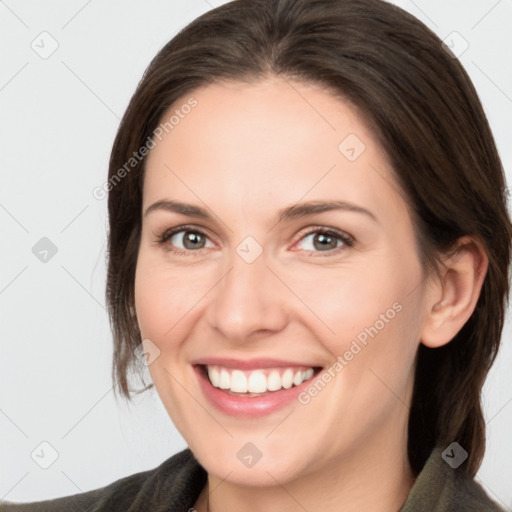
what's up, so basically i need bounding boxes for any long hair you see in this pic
[105,0,512,476]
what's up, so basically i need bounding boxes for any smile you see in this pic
[192,360,323,417]
[205,365,316,395]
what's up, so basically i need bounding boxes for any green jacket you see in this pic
[1,446,505,511]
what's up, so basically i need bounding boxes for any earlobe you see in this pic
[420,236,488,349]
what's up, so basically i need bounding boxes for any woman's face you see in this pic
[135,76,431,486]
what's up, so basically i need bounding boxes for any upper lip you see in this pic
[191,357,321,370]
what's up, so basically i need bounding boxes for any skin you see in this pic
[134,76,488,512]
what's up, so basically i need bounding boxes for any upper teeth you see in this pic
[206,365,315,393]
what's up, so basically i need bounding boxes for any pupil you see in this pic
[315,233,336,250]
[184,232,204,249]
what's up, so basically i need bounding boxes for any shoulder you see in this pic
[400,446,505,512]
[449,469,505,512]
[1,448,207,512]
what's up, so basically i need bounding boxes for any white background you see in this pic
[1,0,511,508]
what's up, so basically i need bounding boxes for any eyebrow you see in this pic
[144,199,377,224]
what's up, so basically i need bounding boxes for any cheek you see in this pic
[288,251,422,376]
[133,255,208,431]
[134,252,211,341]
[290,265,409,342]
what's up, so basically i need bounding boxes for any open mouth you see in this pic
[197,364,323,397]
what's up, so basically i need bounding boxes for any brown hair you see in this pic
[105,0,511,476]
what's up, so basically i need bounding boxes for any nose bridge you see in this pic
[207,241,287,341]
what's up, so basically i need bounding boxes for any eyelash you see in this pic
[154,224,354,258]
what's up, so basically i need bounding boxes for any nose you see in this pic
[206,247,289,343]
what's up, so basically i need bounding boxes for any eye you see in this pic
[155,224,354,257]
[155,225,215,255]
[293,227,354,256]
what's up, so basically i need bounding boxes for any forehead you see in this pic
[142,77,407,225]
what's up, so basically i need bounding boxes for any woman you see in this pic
[3,0,509,510]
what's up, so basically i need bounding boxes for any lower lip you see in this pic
[194,365,319,417]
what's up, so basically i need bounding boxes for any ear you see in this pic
[420,236,488,348]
